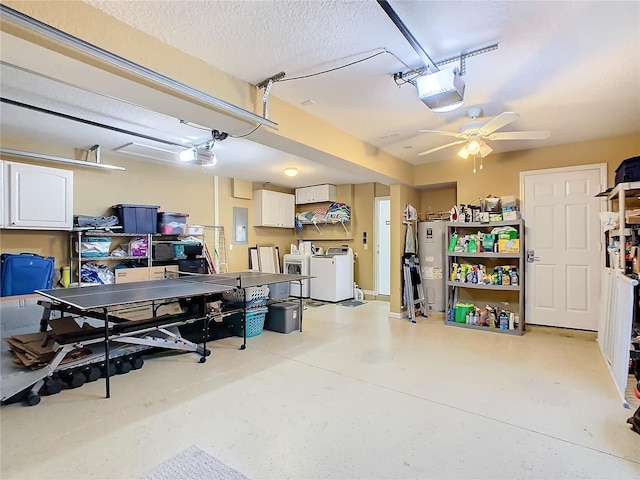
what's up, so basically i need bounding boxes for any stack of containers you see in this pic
[222,286,270,337]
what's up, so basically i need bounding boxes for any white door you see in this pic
[376,197,391,296]
[521,164,605,330]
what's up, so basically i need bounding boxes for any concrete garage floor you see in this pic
[1,301,639,479]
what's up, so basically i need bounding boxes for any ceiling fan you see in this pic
[417,107,550,159]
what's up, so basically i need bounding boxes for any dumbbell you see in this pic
[82,365,102,382]
[60,369,86,389]
[115,359,132,374]
[100,361,117,378]
[129,356,144,370]
[26,391,41,406]
[40,376,64,396]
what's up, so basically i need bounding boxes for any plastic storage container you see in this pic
[615,156,640,185]
[158,212,189,234]
[265,302,300,334]
[112,204,160,234]
[225,307,268,337]
[268,282,290,300]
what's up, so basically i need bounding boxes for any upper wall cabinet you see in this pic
[295,184,337,205]
[253,189,295,228]
[2,161,73,230]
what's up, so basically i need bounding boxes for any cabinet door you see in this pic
[295,187,310,205]
[4,162,73,229]
[278,192,295,228]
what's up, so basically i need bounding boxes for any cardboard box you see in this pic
[498,239,520,253]
[115,265,179,283]
[502,210,521,221]
[115,268,149,284]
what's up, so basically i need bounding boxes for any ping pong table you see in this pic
[29,271,310,401]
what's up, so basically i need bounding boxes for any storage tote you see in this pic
[615,156,640,185]
[158,212,189,235]
[224,307,268,337]
[112,204,160,234]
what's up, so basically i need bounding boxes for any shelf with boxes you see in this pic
[70,229,154,286]
[445,219,525,335]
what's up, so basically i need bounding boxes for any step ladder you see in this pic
[403,255,427,323]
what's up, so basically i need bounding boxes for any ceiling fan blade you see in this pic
[418,140,467,156]
[418,129,466,139]
[487,130,551,141]
[477,112,520,136]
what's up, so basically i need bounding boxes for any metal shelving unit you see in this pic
[445,220,525,335]
[70,229,154,285]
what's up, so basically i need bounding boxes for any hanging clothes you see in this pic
[404,222,416,254]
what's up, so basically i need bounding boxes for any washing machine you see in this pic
[309,246,354,302]
[283,253,311,298]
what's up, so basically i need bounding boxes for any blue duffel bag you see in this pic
[0,253,55,296]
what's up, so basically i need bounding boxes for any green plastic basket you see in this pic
[225,307,267,337]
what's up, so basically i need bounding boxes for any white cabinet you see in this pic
[253,189,295,228]
[2,161,73,230]
[295,184,336,204]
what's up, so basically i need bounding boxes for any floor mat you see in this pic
[338,300,366,307]
[139,445,248,480]
[305,300,328,307]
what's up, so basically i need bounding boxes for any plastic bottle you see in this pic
[510,268,519,286]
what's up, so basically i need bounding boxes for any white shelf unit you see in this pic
[444,220,525,336]
[604,181,640,271]
[70,230,153,285]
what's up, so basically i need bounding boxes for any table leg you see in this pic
[298,280,303,332]
[103,308,110,399]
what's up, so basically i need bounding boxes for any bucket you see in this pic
[455,303,474,323]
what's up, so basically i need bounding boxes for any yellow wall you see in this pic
[389,184,422,314]
[414,134,640,202]
[420,184,457,220]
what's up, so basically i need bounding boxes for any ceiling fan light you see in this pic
[283,167,299,177]
[457,145,470,159]
[479,142,493,157]
[467,138,481,154]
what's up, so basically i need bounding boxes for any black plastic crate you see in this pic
[615,156,640,185]
[112,204,160,233]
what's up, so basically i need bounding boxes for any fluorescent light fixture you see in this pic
[0,147,125,171]
[283,167,299,177]
[416,69,465,113]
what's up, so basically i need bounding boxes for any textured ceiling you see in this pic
[1,1,638,187]
[83,0,640,164]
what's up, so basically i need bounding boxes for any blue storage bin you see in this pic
[224,307,268,337]
[112,204,160,234]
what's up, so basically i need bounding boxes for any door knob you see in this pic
[526,250,540,263]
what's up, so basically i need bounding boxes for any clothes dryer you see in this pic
[283,253,310,297]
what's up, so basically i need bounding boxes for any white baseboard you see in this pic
[388,311,407,319]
